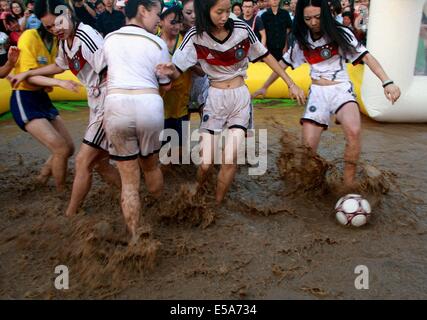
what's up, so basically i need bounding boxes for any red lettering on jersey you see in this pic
[194,38,250,66]
[303,42,339,65]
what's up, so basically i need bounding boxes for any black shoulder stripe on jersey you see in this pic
[234,25,258,44]
[179,29,197,50]
[76,30,98,53]
[76,29,99,49]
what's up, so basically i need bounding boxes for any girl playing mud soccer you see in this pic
[103,0,171,243]
[158,0,192,161]
[253,0,401,189]
[181,0,209,118]
[9,12,81,192]
[156,0,306,204]
[10,0,121,216]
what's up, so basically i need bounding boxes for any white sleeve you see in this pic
[158,41,172,85]
[172,30,198,73]
[78,26,107,74]
[282,41,306,69]
[340,27,368,64]
[246,24,269,62]
[55,41,69,70]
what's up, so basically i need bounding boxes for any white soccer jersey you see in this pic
[282,27,368,81]
[55,23,106,89]
[103,25,171,90]
[173,18,269,82]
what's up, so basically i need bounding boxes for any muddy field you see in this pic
[0,105,426,299]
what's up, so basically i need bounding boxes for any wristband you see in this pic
[382,80,394,88]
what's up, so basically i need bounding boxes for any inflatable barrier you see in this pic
[1,0,426,122]
[246,62,366,113]
[0,70,87,115]
[0,64,365,114]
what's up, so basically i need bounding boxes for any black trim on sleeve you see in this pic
[300,118,328,130]
[281,57,294,69]
[352,50,369,65]
[251,50,270,63]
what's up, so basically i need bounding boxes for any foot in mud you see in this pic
[129,224,152,246]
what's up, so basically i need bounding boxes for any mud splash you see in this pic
[1,107,427,299]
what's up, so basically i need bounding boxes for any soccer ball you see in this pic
[335,194,371,227]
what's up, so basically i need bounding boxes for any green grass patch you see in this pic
[252,98,298,109]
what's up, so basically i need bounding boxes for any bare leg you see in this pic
[36,155,52,185]
[197,131,218,187]
[65,144,120,216]
[336,102,361,188]
[25,118,74,192]
[301,121,324,152]
[139,153,163,199]
[216,128,245,203]
[116,159,141,240]
[94,154,121,189]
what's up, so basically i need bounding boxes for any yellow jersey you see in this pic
[14,29,58,91]
[161,33,192,119]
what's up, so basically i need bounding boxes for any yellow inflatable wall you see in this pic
[1,64,365,115]
[0,70,87,114]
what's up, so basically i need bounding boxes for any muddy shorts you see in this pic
[301,81,359,129]
[83,85,108,151]
[104,93,164,161]
[200,85,253,133]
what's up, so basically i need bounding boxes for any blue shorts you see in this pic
[163,114,190,147]
[10,90,59,131]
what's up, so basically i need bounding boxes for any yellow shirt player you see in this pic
[13,28,58,91]
[9,20,80,193]
[159,2,192,148]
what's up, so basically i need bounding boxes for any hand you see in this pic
[7,46,20,66]
[59,79,82,93]
[289,84,306,106]
[251,87,267,99]
[384,83,401,105]
[9,72,29,89]
[155,62,176,77]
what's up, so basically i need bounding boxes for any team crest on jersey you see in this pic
[73,58,81,71]
[37,56,48,65]
[320,48,332,60]
[235,47,246,61]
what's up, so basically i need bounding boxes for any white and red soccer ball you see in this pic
[335,194,372,227]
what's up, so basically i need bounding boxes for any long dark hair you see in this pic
[292,0,356,55]
[34,0,78,44]
[194,0,231,35]
[34,0,76,20]
[125,0,163,19]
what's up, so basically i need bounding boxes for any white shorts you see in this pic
[83,85,108,151]
[104,93,164,160]
[201,85,253,133]
[189,74,209,109]
[301,81,358,129]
